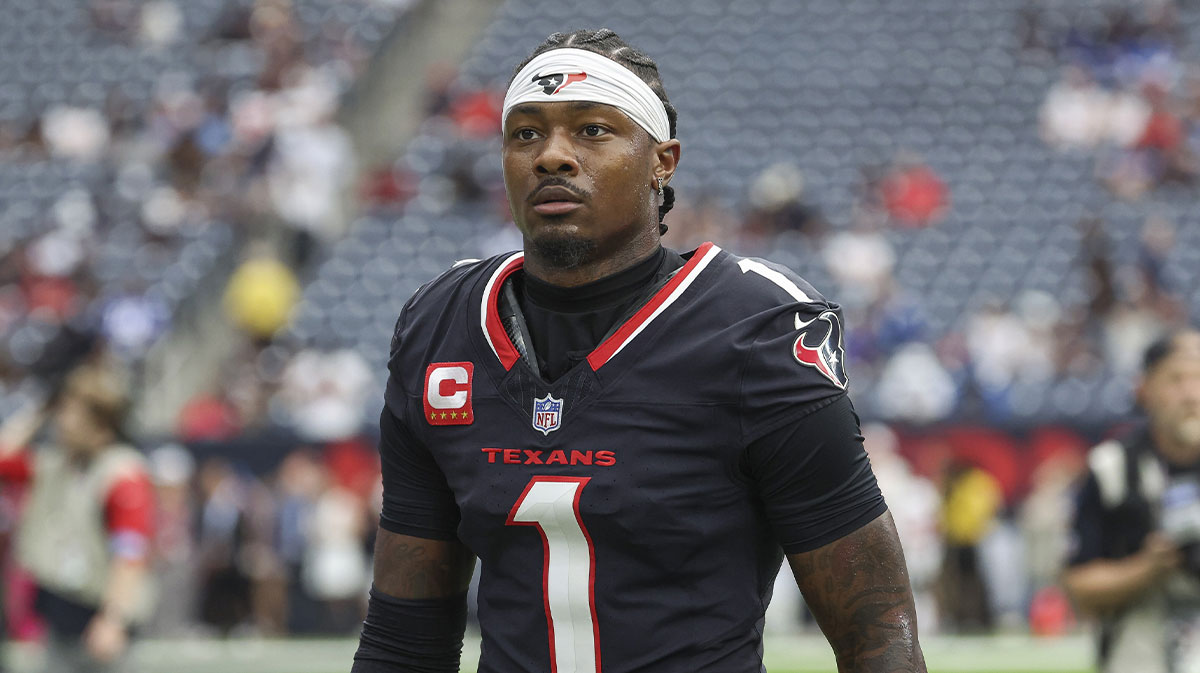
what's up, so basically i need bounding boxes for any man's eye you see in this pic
[582,125,607,137]
[515,129,539,140]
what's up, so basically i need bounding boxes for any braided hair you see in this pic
[514,29,678,236]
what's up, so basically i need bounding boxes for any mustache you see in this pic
[527,177,591,204]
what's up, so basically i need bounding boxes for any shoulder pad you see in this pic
[725,253,829,310]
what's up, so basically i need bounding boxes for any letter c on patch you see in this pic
[427,366,469,408]
[423,362,474,426]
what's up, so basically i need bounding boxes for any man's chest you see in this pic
[408,363,750,560]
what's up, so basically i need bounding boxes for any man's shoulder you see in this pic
[404,252,519,317]
[700,246,837,322]
[387,252,517,359]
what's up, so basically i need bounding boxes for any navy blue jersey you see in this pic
[380,242,885,673]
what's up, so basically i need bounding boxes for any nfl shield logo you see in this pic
[532,393,564,436]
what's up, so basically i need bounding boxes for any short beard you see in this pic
[529,234,599,270]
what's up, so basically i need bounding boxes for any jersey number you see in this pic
[506,476,600,673]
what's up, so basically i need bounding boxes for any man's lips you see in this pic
[529,184,584,215]
[533,201,582,215]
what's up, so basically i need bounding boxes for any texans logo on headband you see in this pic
[793,310,848,389]
[534,72,587,95]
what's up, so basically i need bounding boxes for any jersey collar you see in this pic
[479,242,721,372]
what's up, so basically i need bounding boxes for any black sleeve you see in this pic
[738,298,851,443]
[1066,473,1107,567]
[352,587,467,673]
[742,394,888,554]
[377,380,461,540]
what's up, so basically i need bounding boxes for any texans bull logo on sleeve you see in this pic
[793,310,848,389]
[533,71,587,95]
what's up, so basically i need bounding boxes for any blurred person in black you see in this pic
[1065,329,1200,673]
[352,29,925,673]
[0,363,156,672]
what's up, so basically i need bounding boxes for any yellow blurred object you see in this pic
[224,257,299,338]
[941,467,1003,546]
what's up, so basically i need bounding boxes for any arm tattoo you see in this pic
[372,529,475,599]
[787,512,927,673]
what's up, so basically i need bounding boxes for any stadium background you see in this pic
[1,0,1197,670]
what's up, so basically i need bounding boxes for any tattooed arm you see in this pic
[351,530,476,672]
[788,511,927,673]
[352,405,475,672]
[371,529,475,599]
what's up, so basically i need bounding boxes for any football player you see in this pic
[353,29,926,673]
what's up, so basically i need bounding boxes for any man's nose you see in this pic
[534,129,579,175]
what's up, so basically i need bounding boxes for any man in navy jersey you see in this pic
[353,29,926,673]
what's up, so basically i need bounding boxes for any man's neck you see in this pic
[523,227,660,288]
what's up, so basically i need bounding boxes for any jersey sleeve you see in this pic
[104,471,156,562]
[0,452,33,483]
[741,394,887,554]
[739,297,851,443]
[377,310,462,541]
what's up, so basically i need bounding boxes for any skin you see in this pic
[1063,331,1200,616]
[370,531,475,599]
[371,92,925,670]
[501,100,679,287]
[789,512,927,672]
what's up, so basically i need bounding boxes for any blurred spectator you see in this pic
[224,248,300,342]
[864,423,943,632]
[880,155,948,227]
[1040,66,1114,149]
[195,457,255,636]
[965,300,1050,416]
[0,363,156,671]
[873,343,957,422]
[274,348,372,442]
[40,107,110,162]
[1140,215,1175,299]
[1063,330,1200,673]
[146,443,198,636]
[301,473,369,631]
[937,460,1003,632]
[741,162,826,241]
[660,195,738,253]
[267,70,355,267]
[822,215,895,308]
[100,292,170,360]
[1079,217,1118,322]
[1021,447,1084,594]
[177,388,243,442]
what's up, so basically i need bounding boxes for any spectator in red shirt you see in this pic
[881,155,949,227]
[0,363,156,672]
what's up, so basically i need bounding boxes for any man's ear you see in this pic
[652,139,681,188]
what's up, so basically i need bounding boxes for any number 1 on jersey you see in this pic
[506,476,601,673]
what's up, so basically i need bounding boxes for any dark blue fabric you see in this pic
[352,588,468,673]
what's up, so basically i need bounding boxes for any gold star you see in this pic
[430,412,437,421]
[440,412,448,419]
[449,411,458,419]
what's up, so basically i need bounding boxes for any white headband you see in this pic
[502,48,671,143]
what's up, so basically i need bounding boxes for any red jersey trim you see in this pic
[480,243,721,373]
[586,242,721,370]
[481,252,525,370]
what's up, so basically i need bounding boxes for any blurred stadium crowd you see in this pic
[1,0,1200,646]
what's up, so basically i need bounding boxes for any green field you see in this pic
[4,633,1094,672]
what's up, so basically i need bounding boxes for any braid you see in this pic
[514,29,678,236]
